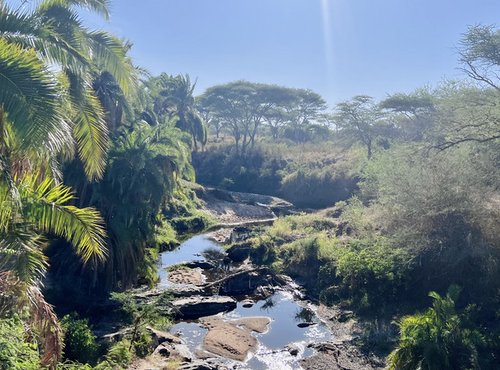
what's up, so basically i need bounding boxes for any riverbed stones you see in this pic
[172,296,237,319]
[226,242,252,263]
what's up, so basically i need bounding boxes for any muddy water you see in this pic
[159,234,332,369]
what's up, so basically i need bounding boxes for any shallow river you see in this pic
[159,234,332,369]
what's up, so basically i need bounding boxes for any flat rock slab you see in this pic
[200,316,271,361]
[172,296,237,319]
[168,267,205,285]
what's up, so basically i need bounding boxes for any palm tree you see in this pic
[148,74,207,151]
[0,0,135,365]
[0,0,137,180]
[0,173,107,366]
[388,285,485,370]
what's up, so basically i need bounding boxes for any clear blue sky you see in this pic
[30,0,500,105]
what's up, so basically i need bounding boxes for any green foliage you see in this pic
[281,167,357,208]
[198,81,328,153]
[110,291,172,357]
[0,318,40,370]
[333,238,412,311]
[154,219,179,250]
[146,73,207,150]
[170,213,214,235]
[94,340,133,370]
[61,314,99,365]
[388,286,486,370]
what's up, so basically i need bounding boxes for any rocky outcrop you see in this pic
[172,296,237,319]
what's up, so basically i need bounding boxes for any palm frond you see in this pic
[0,38,64,150]
[37,0,111,20]
[85,30,138,96]
[71,86,109,180]
[18,176,108,263]
[27,285,63,366]
[0,228,47,285]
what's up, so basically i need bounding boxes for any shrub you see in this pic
[281,167,357,209]
[170,213,213,234]
[61,314,99,365]
[333,238,413,312]
[94,340,133,370]
[388,286,487,370]
[0,318,40,370]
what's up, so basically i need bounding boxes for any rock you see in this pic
[154,343,171,357]
[173,343,195,362]
[199,317,260,361]
[255,285,275,299]
[286,344,300,356]
[169,285,210,298]
[168,267,205,285]
[297,322,316,328]
[229,226,253,243]
[172,296,237,319]
[338,310,354,323]
[219,270,273,295]
[226,242,252,263]
[146,327,182,347]
[184,261,215,270]
[156,342,194,362]
[241,299,255,308]
[178,359,219,370]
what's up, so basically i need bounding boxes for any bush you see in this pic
[170,213,213,234]
[0,318,40,370]
[281,167,357,209]
[333,238,413,311]
[61,314,99,365]
[94,340,133,370]
[388,286,488,370]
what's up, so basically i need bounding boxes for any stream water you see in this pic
[158,234,332,369]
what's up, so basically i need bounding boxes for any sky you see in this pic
[17,0,500,106]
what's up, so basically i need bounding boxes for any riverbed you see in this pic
[159,234,333,369]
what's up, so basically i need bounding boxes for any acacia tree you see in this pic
[334,95,388,159]
[198,81,273,155]
[380,90,435,142]
[428,25,500,149]
[199,82,328,150]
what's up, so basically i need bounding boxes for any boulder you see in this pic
[286,343,300,356]
[226,242,252,263]
[241,299,255,308]
[184,261,215,270]
[172,296,237,319]
[146,327,182,347]
[297,322,316,328]
[219,270,273,295]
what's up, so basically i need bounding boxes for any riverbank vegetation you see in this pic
[0,0,499,368]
